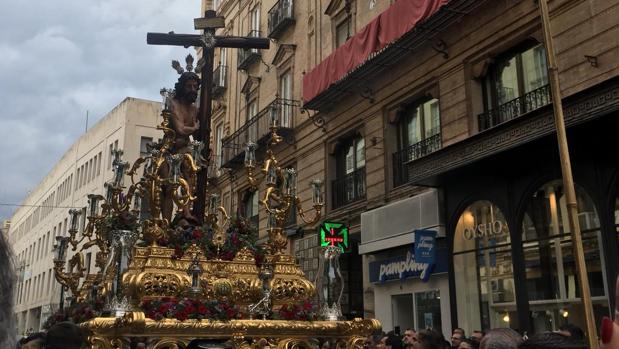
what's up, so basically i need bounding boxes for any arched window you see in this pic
[521,180,608,333]
[454,201,516,333]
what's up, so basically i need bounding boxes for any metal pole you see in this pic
[538,1,598,347]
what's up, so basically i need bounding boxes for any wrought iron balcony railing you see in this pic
[478,84,551,131]
[332,167,366,209]
[268,0,295,39]
[238,30,262,70]
[392,132,442,187]
[212,65,228,97]
[221,98,299,168]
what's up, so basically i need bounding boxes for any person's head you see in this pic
[45,322,86,349]
[174,72,200,103]
[470,331,484,342]
[415,329,445,349]
[403,329,417,347]
[377,336,390,349]
[458,339,480,349]
[19,332,45,349]
[0,229,16,349]
[557,324,584,340]
[480,328,523,349]
[364,335,377,349]
[519,332,585,349]
[453,329,465,337]
[451,332,464,348]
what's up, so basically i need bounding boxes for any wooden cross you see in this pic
[147,10,269,224]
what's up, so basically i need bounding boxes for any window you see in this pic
[108,143,114,169]
[392,290,442,334]
[247,99,258,143]
[75,168,81,190]
[213,0,221,10]
[453,201,516,333]
[85,252,92,275]
[140,137,153,158]
[332,135,365,209]
[479,43,549,130]
[215,124,224,169]
[335,17,351,47]
[244,190,259,228]
[279,70,293,128]
[393,98,441,187]
[522,180,608,333]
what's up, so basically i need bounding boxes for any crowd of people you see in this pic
[361,324,589,349]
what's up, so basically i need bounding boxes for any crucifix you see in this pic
[147,10,269,225]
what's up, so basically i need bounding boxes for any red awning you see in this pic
[302,0,449,104]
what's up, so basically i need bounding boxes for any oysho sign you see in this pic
[462,220,507,240]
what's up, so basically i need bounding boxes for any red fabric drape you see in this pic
[303,0,449,104]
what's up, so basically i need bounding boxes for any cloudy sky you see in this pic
[0,0,202,222]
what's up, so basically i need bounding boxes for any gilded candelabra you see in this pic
[244,106,324,258]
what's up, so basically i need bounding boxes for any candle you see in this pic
[244,142,257,167]
[310,179,324,205]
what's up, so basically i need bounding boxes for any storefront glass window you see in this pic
[521,180,608,333]
[391,290,442,332]
[454,201,516,333]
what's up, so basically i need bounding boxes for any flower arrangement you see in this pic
[140,297,241,321]
[43,297,105,329]
[274,301,318,321]
[159,217,266,266]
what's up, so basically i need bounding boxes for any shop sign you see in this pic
[369,248,448,284]
[462,220,507,240]
[414,229,436,264]
[319,221,349,253]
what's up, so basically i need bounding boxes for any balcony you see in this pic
[221,98,299,168]
[268,0,295,39]
[478,84,551,131]
[238,30,262,70]
[332,167,366,209]
[212,65,228,97]
[392,132,442,187]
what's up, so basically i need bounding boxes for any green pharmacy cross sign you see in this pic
[319,221,349,252]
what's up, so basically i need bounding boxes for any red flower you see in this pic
[192,229,202,239]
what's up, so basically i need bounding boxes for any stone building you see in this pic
[205,0,619,335]
[7,97,161,334]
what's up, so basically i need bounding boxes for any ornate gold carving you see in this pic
[82,314,381,348]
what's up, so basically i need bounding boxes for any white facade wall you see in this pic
[7,97,161,334]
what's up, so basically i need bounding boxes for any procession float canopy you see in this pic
[51,10,380,349]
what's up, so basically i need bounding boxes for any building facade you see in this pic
[8,97,161,334]
[204,0,619,336]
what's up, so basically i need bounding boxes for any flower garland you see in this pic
[140,297,241,321]
[274,301,318,321]
[159,217,266,266]
[42,297,105,329]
